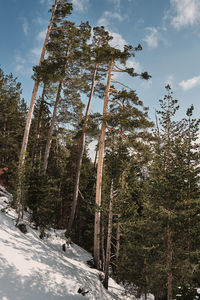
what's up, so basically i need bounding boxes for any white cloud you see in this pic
[30,47,43,63]
[22,18,29,36]
[15,64,24,72]
[34,17,48,26]
[166,75,175,88]
[107,11,123,22]
[143,27,169,49]
[109,31,126,50]
[97,15,110,28]
[143,27,159,49]
[126,59,142,73]
[170,0,200,29]
[37,29,47,41]
[71,0,89,11]
[179,75,200,90]
[97,10,125,27]
[15,55,26,64]
[14,55,26,73]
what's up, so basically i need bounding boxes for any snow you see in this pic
[0,194,153,300]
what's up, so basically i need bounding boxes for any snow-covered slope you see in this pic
[0,194,153,300]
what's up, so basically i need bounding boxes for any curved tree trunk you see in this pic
[16,0,59,223]
[93,58,114,269]
[66,63,98,235]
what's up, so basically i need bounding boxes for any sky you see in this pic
[1,0,200,122]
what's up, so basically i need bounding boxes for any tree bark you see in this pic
[16,0,59,222]
[167,215,173,300]
[116,214,121,259]
[103,180,114,289]
[166,88,173,300]
[93,58,114,269]
[66,63,98,235]
[101,223,106,271]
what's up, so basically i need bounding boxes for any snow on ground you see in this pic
[0,194,153,300]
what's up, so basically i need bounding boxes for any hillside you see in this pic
[0,191,153,300]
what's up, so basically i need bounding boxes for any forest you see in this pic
[0,1,200,299]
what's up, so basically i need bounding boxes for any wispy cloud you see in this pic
[14,55,25,72]
[71,0,89,11]
[143,27,169,49]
[14,54,28,75]
[97,10,125,27]
[37,29,47,41]
[109,31,126,50]
[126,59,142,73]
[166,75,175,88]
[15,64,24,72]
[22,18,29,36]
[143,27,159,49]
[29,47,43,64]
[15,55,26,65]
[179,75,200,90]
[170,0,200,29]
[34,17,48,26]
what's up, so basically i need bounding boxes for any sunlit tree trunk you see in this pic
[93,58,114,269]
[16,0,59,223]
[66,63,98,235]
[166,90,173,300]
[116,214,121,259]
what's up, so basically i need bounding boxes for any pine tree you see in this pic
[29,86,51,169]
[27,165,54,228]
[123,86,200,299]
[35,20,91,172]
[0,68,27,191]
[94,43,151,269]
[16,0,73,223]
[67,26,113,236]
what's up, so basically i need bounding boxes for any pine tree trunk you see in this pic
[43,81,62,172]
[103,180,114,290]
[167,215,173,300]
[166,90,173,300]
[93,58,114,269]
[186,115,191,265]
[101,223,106,271]
[16,0,59,222]
[66,63,98,235]
[116,215,121,259]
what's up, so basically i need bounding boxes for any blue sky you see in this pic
[1,0,200,121]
